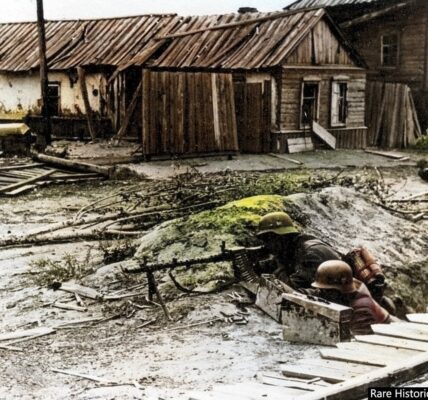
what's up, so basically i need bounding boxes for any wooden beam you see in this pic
[320,349,394,367]
[32,153,111,177]
[155,7,324,41]
[298,351,428,400]
[340,2,409,29]
[77,66,97,141]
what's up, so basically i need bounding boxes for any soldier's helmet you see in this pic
[312,260,357,294]
[257,212,299,237]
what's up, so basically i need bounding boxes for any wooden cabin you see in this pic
[141,8,368,156]
[0,9,368,156]
[286,0,425,146]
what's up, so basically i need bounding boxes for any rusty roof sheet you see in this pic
[0,14,184,71]
[286,0,385,9]
[0,9,362,72]
[151,9,330,69]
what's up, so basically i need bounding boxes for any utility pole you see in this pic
[36,0,52,148]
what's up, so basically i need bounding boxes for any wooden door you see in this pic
[234,80,272,153]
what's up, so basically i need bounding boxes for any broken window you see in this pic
[381,34,399,67]
[301,82,318,126]
[47,82,60,116]
[331,81,347,126]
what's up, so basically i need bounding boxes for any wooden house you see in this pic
[0,9,368,156]
[286,0,424,146]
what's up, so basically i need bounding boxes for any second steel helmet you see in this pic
[257,212,299,237]
[312,260,357,294]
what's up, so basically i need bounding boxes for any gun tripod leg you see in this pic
[147,271,172,321]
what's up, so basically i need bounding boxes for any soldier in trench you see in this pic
[256,212,396,316]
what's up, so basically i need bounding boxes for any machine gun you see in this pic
[123,242,268,319]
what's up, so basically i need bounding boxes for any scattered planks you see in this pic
[0,161,105,196]
[364,149,410,161]
[312,121,336,150]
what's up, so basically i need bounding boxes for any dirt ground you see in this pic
[0,153,427,400]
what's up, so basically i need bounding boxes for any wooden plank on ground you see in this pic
[296,358,378,376]
[298,351,428,400]
[3,185,37,196]
[355,334,428,352]
[0,170,55,195]
[57,282,103,300]
[407,314,428,325]
[312,121,336,149]
[268,153,304,165]
[336,341,420,358]
[0,163,44,171]
[189,391,246,400]
[371,324,428,342]
[0,327,55,342]
[281,363,360,383]
[320,348,399,367]
[287,137,314,153]
[212,382,306,399]
[260,373,330,391]
[391,322,428,334]
[364,149,409,160]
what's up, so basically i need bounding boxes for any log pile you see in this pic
[366,81,422,148]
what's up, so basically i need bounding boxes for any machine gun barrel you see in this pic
[124,244,265,274]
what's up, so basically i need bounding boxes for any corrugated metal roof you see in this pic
[151,9,332,69]
[286,0,384,9]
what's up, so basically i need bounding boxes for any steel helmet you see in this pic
[312,260,357,294]
[257,212,299,237]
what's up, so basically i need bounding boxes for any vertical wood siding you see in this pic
[142,70,238,156]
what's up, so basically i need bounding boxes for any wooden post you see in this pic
[36,0,52,148]
[77,66,97,141]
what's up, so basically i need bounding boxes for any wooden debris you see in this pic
[335,341,419,358]
[407,313,428,325]
[320,348,401,367]
[52,368,114,384]
[355,334,428,352]
[0,327,55,342]
[0,170,55,194]
[52,302,88,312]
[364,149,410,160]
[312,121,336,150]
[287,137,314,153]
[268,153,304,165]
[281,363,360,383]
[54,282,103,300]
[296,358,379,376]
[298,352,428,400]
[55,316,105,329]
[33,153,111,177]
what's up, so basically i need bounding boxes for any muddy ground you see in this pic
[0,157,427,399]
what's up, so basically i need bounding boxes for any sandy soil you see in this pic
[0,157,426,399]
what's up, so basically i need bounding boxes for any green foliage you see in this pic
[179,195,288,237]
[30,253,95,286]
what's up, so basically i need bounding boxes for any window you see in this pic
[331,81,348,126]
[301,82,319,126]
[47,82,60,116]
[381,34,399,67]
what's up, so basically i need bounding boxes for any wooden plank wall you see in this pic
[234,80,271,153]
[366,80,422,148]
[142,70,238,156]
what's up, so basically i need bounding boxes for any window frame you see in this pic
[300,81,320,129]
[381,33,399,68]
[330,80,348,128]
[46,81,61,116]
